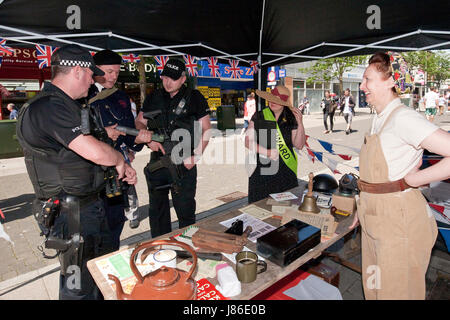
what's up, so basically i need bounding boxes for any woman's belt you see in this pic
[357,178,413,194]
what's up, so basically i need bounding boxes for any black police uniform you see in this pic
[141,85,209,237]
[17,82,113,300]
[88,84,143,249]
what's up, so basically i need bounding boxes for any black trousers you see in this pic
[52,198,113,300]
[323,111,335,131]
[102,194,126,251]
[144,164,197,238]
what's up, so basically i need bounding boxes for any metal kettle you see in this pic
[108,239,197,300]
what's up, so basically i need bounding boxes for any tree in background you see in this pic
[403,50,450,89]
[299,55,367,95]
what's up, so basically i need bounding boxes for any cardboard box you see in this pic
[332,194,356,214]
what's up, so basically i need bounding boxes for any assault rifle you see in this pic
[142,110,195,194]
[81,92,122,198]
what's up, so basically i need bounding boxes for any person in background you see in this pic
[340,88,355,134]
[352,51,450,300]
[241,92,256,136]
[320,90,337,134]
[423,86,439,122]
[7,103,18,120]
[438,93,446,116]
[298,93,310,115]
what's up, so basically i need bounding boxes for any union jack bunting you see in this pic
[207,57,221,78]
[227,59,242,79]
[250,60,260,74]
[122,53,140,63]
[0,38,13,56]
[36,44,57,69]
[154,55,169,73]
[183,55,198,77]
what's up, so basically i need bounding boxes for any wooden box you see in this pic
[332,194,356,215]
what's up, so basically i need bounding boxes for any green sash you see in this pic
[262,108,297,175]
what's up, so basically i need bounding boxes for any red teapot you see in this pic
[108,239,197,300]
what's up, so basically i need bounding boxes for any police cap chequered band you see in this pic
[55,59,93,68]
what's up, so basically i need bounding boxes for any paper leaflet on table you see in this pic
[220,213,276,243]
[269,192,298,201]
[239,204,273,220]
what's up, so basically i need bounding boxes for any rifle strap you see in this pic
[88,87,118,104]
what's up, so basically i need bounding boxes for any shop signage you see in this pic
[0,47,39,67]
[198,85,221,111]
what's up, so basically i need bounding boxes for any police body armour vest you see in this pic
[16,90,105,200]
[152,86,198,156]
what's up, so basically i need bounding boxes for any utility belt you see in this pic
[357,178,413,194]
[34,193,99,273]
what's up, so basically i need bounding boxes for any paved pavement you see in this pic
[0,108,449,300]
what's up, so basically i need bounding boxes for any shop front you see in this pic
[0,47,51,119]
[196,60,254,119]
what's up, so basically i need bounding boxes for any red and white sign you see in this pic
[267,70,276,82]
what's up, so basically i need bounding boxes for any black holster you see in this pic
[145,156,186,194]
[35,195,84,275]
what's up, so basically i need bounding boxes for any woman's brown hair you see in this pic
[368,52,396,93]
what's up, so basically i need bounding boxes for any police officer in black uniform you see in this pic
[88,50,152,249]
[136,58,211,237]
[16,44,137,300]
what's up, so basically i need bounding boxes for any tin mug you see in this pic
[235,251,267,283]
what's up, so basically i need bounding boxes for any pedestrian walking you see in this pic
[321,90,337,133]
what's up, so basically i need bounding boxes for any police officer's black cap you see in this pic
[51,44,105,76]
[160,58,186,80]
[93,50,122,66]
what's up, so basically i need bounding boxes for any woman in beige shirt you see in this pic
[350,51,450,300]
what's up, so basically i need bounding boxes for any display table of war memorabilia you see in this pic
[87,179,358,300]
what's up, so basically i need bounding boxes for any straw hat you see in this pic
[255,85,293,110]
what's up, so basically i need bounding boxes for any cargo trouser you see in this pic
[144,164,197,238]
[357,106,437,299]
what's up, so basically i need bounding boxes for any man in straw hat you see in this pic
[244,85,306,203]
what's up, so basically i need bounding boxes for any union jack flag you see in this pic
[207,57,221,78]
[0,38,13,56]
[183,55,198,77]
[154,55,169,73]
[227,59,243,79]
[36,44,57,69]
[250,60,260,74]
[122,53,140,63]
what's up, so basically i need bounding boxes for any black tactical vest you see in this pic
[16,90,105,200]
[150,86,199,160]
